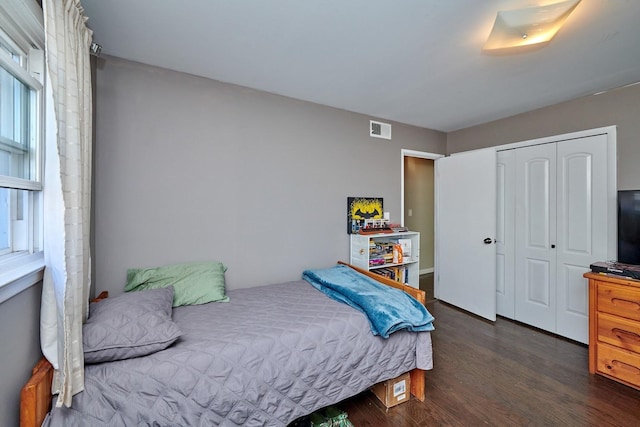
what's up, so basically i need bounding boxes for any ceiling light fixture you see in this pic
[483,0,581,53]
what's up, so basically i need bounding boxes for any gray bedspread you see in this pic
[44,280,433,427]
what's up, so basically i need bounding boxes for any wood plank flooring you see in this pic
[337,300,640,426]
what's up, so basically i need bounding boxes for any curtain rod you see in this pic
[90,42,102,57]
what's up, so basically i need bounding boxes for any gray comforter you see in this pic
[44,280,433,426]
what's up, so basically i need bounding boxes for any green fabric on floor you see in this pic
[323,406,354,427]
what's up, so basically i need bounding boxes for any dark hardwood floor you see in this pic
[337,299,640,426]
[419,273,436,304]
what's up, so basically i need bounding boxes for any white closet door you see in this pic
[436,148,497,321]
[555,135,609,343]
[515,143,557,333]
[496,150,515,319]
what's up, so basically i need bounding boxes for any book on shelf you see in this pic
[369,257,386,267]
[398,239,412,258]
[373,268,394,279]
[372,266,409,284]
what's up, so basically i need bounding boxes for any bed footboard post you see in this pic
[409,368,425,401]
[338,262,428,403]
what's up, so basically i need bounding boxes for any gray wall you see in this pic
[447,83,640,190]
[0,282,43,427]
[93,56,446,295]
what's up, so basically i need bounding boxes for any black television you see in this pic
[617,190,640,265]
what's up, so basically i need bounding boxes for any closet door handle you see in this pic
[551,244,556,248]
[483,238,495,244]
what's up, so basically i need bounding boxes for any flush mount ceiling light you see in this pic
[483,0,581,53]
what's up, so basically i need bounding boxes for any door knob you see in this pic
[551,244,556,249]
[484,237,495,244]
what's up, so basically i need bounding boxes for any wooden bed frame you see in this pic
[338,262,427,404]
[20,291,108,427]
[20,264,427,427]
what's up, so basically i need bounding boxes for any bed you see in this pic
[21,262,433,427]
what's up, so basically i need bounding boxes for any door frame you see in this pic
[401,149,444,275]
[401,149,444,227]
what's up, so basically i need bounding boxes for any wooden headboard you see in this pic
[20,358,54,427]
[20,291,108,427]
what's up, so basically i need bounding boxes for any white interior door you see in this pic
[555,135,609,343]
[515,143,557,332]
[436,148,497,321]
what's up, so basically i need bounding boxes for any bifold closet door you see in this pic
[555,135,608,343]
[514,135,609,343]
[514,143,557,333]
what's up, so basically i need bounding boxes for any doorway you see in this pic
[401,149,442,303]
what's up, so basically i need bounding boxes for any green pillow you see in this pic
[125,261,229,306]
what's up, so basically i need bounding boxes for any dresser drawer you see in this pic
[596,343,640,389]
[597,312,640,353]
[597,283,640,321]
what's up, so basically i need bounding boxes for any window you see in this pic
[0,38,43,258]
[0,0,45,297]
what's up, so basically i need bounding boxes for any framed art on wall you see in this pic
[347,197,383,234]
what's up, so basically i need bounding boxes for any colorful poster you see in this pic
[347,197,383,234]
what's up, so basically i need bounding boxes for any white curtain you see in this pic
[40,0,93,408]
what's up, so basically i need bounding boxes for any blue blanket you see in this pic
[302,265,435,338]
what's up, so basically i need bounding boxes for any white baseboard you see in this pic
[420,268,434,275]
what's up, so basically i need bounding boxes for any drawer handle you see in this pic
[612,328,640,343]
[605,360,640,375]
[610,298,640,311]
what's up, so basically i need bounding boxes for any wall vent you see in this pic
[370,120,391,140]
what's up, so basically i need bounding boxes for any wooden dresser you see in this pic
[584,272,640,390]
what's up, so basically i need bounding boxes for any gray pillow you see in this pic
[83,286,182,364]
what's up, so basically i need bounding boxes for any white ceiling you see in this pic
[79,0,640,132]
